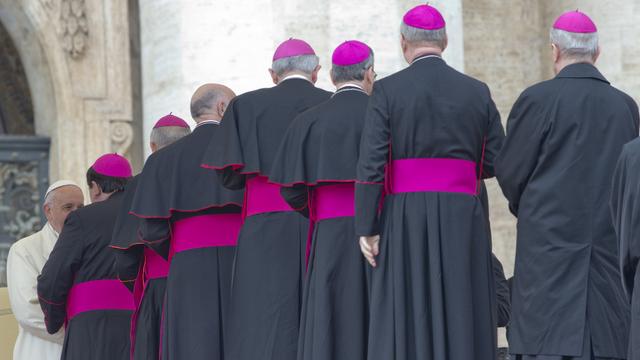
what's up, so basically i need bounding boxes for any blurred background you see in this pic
[1,0,639,356]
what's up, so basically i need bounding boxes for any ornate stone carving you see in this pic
[110,120,134,156]
[0,160,41,286]
[0,161,41,240]
[59,0,89,59]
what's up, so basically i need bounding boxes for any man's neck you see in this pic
[555,58,594,75]
[335,82,364,90]
[408,47,443,64]
[279,73,311,84]
[196,118,221,126]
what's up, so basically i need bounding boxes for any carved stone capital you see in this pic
[109,120,133,156]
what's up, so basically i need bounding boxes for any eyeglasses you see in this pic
[369,67,377,80]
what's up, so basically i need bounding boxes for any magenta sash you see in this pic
[171,213,242,253]
[390,158,477,195]
[144,248,169,279]
[244,176,295,217]
[314,183,355,220]
[66,279,135,320]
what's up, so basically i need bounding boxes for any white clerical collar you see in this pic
[333,83,367,97]
[281,74,312,83]
[411,54,442,65]
[44,222,59,238]
[338,83,364,90]
[196,119,220,127]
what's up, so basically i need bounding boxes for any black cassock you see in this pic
[355,55,505,360]
[201,78,331,360]
[611,138,640,360]
[496,63,638,360]
[38,191,132,360]
[129,123,244,360]
[111,175,168,360]
[479,181,511,328]
[269,86,370,360]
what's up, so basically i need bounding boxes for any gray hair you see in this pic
[44,191,56,207]
[271,54,320,77]
[550,28,598,61]
[150,126,191,150]
[331,50,375,83]
[191,90,220,119]
[400,22,447,49]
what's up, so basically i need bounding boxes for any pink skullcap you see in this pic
[91,153,132,178]
[153,113,189,129]
[553,10,597,33]
[332,40,371,66]
[273,38,316,61]
[403,4,446,30]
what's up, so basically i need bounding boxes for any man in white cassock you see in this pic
[7,180,84,360]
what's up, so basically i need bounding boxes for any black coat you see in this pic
[355,55,505,360]
[496,63,638,358]
[611,137,640,360]
[38,192,131,360]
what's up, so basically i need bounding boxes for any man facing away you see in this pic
[201,38,331,360]
[611,137,640,360]
[37,154,134,360]
[128,84,244,360]
[270,40,376,360]
[356,4,505,360]
[110,114,191,360]
[7,180,84,360]
[496,10,638,360]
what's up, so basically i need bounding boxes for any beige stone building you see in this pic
[1,0,639,355]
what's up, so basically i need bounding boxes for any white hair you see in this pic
[400,22,447,49]
[150,126,191,150]
[550,28,599,61]
[271,54,320,77]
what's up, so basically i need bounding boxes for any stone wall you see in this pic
[139,0,465,157]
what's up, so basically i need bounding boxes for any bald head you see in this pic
[190,84,236,123]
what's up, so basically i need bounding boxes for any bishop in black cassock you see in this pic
[38,154,134,360]
[496,10,638,360]
[611,138,640,360]
[129,85,244,360]
[201,39,331,360]
[110,114,191,360]
[355,5,505,360]
[270,40,375,360]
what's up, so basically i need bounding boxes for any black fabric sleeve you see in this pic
[113,246,143,292]
[495,91,550,216]
[492,254,511,327]
[481,87,505,179]
[355,83,390,236]
[37,212,85,334]
[280,184,309,218]
[216,168,246,190]
[138,218,171,259]
[610,145,639,297]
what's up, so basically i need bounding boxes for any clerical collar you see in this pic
[333,83,367,97]
[281,74,312,83]
[411,54,442,65]
[196,119,220,127]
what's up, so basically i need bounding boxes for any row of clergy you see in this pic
[15,4,640,360]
